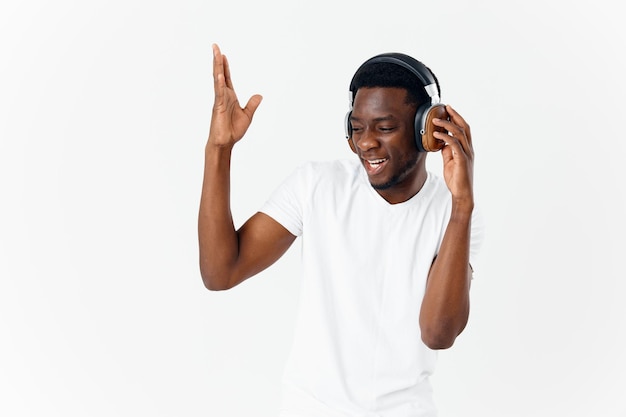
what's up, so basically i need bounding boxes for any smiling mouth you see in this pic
[364,158,388,174]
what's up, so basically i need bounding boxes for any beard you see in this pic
[369,154,419,191]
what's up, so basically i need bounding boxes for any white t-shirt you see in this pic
[261,159,484,417]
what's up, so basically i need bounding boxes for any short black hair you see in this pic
[351,62,441,107]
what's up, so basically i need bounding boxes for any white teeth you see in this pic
[368,159,386,166]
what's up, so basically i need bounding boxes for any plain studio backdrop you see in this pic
[1,1,625,416]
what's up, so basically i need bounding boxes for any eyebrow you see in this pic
[349,114,397,123]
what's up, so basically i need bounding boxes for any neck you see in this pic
[375,161,428,204]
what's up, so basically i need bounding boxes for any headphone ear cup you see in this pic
[419,104,448,152]
[345,111,357,153]
[344,110,353,139]
[414,103,429,152]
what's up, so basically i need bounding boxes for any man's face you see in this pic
[349,87,425,201]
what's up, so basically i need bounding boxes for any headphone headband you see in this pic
[348,53,440,109]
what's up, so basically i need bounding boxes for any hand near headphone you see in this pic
[208,44,263,148]
[433,105,474,209]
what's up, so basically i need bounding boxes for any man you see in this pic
[199,43,483,417]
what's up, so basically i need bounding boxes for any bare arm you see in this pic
[419,105,475,349]
[198,44,296,291]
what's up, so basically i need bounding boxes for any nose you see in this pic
[354,128,379,152]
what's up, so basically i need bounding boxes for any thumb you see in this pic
[243,94,263,119]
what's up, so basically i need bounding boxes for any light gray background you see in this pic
[1,1,625,416]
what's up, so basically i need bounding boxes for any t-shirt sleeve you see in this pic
[259,163,310,237]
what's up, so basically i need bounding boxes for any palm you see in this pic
[213,88,258,144]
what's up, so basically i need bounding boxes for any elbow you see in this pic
[421,331,456,350]
[203,278,232,291]
[420,306,469,350]
[420,323,464,350]
[199,267,235,291]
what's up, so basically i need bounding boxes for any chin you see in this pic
[369,160,418,191]
[370,178,394,190]
[369,172,407,190]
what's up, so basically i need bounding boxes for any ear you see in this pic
[347,138,357,154]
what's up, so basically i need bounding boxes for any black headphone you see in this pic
[345,53,448,152]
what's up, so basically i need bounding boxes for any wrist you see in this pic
[204,140,235,169]
[450,198,474,221]
[206,137,235,153]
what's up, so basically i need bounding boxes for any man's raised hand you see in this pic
[433,105,474,209]
[209,44,263,148]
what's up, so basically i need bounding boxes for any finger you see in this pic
[446,105,472,147]
[440,139,454,162]
[242,94,263,120]
[446,105,467,127]
[212,44,225,100]
[433,110,472,155]
[212,43,223,82]
[435,132,465,158]
[445,131,473,160]
[432,117,464,145]
[223,54,234,90]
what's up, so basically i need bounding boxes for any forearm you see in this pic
[419,202,473,349]
[198,143,240,290]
